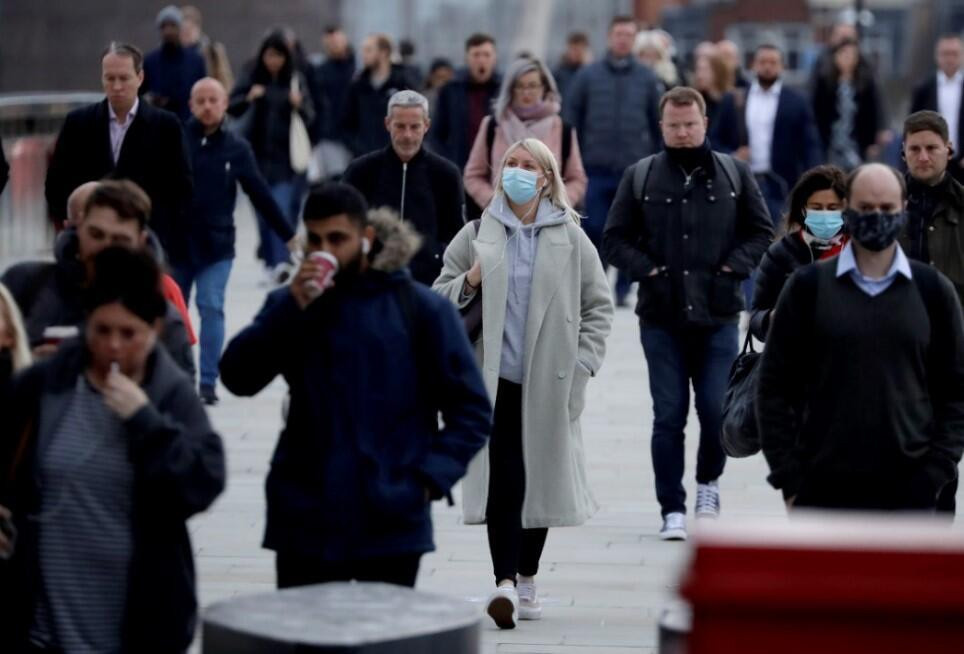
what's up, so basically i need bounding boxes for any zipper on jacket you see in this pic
[400,162,408,222]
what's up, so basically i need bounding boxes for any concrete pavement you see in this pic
[188,202,787,653]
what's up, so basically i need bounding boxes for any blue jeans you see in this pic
[640,323,738,516]
[172,259,233,389]
[584,170,631,303]
[258,180,298,268]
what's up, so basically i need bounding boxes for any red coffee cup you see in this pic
[305,251,339,300]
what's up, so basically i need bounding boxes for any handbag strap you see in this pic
[741,329,756,355]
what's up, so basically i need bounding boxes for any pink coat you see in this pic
[463,115,588,209]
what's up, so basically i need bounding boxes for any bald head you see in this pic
[190,77,228,130]
[846,163,906,213]
[67,181,101,227]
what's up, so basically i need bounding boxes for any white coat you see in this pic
[433,201,614,527]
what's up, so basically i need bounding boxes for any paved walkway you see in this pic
[189,203,787,653]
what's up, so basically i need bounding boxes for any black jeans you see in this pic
[275,552,422,589]
[486,379,548,585]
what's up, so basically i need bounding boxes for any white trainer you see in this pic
[659,512,687,540]
[516,579,542,620]
[695,481,721,519]
[485,585,519,629]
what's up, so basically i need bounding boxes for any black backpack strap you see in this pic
[485,117,497,168]
[632,155,657,205]
[561,121,573,171]
[712,151,743,197]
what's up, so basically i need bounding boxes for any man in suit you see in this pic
[911,35,964,184]
[735,44,822,227]
[45,42,192,262]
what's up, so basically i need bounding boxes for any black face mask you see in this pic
[843,209,907,252]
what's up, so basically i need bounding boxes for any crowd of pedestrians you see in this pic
[0,8,962,650]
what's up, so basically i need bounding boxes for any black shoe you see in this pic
[200,385,219,406]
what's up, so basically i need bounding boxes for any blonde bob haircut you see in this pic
[0,282,32,372]
[492,138,580,224]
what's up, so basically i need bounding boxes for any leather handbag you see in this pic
[721,331,763,458]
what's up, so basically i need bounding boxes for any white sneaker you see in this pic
[516,578,542,621]
[659,512,687,541]
[485,585,518,629]
[695,481,721,519]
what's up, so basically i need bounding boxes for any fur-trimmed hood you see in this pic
[367,207,423,274]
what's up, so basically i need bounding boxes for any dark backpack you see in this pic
[486,117,573,171]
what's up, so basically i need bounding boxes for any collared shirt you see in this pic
[109,97,139,165]
[937,70,963,146]
[745,80,782,174]
[836,241,913,297]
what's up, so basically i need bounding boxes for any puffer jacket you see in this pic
[563,55,662,174]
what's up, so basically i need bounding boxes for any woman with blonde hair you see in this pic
[434,138,613,629]
[0,282,31,385]
[634,30,679,89]
[463,57,587,209]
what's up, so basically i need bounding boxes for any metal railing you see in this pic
[0,92,102,267]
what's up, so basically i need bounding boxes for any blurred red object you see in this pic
[681,513,964,654]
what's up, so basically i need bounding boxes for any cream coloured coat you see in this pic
[433,208,614,527]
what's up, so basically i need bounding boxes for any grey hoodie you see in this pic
[487,194,570,383]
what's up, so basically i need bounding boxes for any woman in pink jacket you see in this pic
[464,57,587,208]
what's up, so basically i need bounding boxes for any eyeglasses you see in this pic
[514,83,545,93]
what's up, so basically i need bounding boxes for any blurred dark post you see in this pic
[856,0,865,40]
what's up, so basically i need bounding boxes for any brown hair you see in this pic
[465,33,495,51]
[659,86,707,117]
[371,33,393,55]
[567,32,589,46]
[903,110,950,143]
[84,179,152,229]
[784,165,847,231]
[610,15,636,30]
[101,42,144,74]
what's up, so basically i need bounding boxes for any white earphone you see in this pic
[362,237,371,255]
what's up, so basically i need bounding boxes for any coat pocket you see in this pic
[637,269,671,321]
[568,362,592,421]
[709,271,744,316]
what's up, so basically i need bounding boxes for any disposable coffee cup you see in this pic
[42,325,79,347]
[305,251,339,300]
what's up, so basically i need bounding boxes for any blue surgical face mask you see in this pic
[502,166,541,204]
[804,209,844,241]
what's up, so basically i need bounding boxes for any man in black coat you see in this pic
[910,34,964,184]
[220,183,491,589]
[343,90,464,286]
[45,42,192,261]
[342,34,415,157]
[603,87,772,540]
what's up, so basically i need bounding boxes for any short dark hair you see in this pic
[84,247,167,324]
[904,110,950,143]
[610,15,637,30]
[845,164,907,203]
[102,41,144,74]
[371,33,393,55]
[567,31,589,46]
[659,86,707,117]
[784,165,847,230]
[465,33,495,51]
[938,33,963,44]
[84,179,151,229]
[302,183,369,227]
[323,25,342,35]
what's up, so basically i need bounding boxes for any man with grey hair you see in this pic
[343,90,465,285]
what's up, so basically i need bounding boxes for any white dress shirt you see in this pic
[937,70,963,147]
[745,80,782,174]
[109,97,139,165]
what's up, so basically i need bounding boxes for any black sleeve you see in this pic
[909,81,929,114]
[0,137,8,196]
[340,82,362,156]
[236,142,294,241]
[220,291,301,397]
[125,380,225,519]
[437,162,466,247]
[748,245,789,342]
[161,115,194,221]
[45,112,78,224]
[430,84,453,160]
[161,306,197,383]
[601,165,659,280]
[757,267,817,500]
[646,79,663,152]
[722,162,774,277]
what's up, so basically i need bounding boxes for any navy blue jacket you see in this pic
[314,55,356,141]
[738,84,822,192]
[563,55,662,175]
[181,119,293,267]
[143,43,207,122]
[219,273,491,561]
[430,68,502,169]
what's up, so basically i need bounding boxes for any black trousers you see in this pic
[486,379,548,584]
[275,552,422,589]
